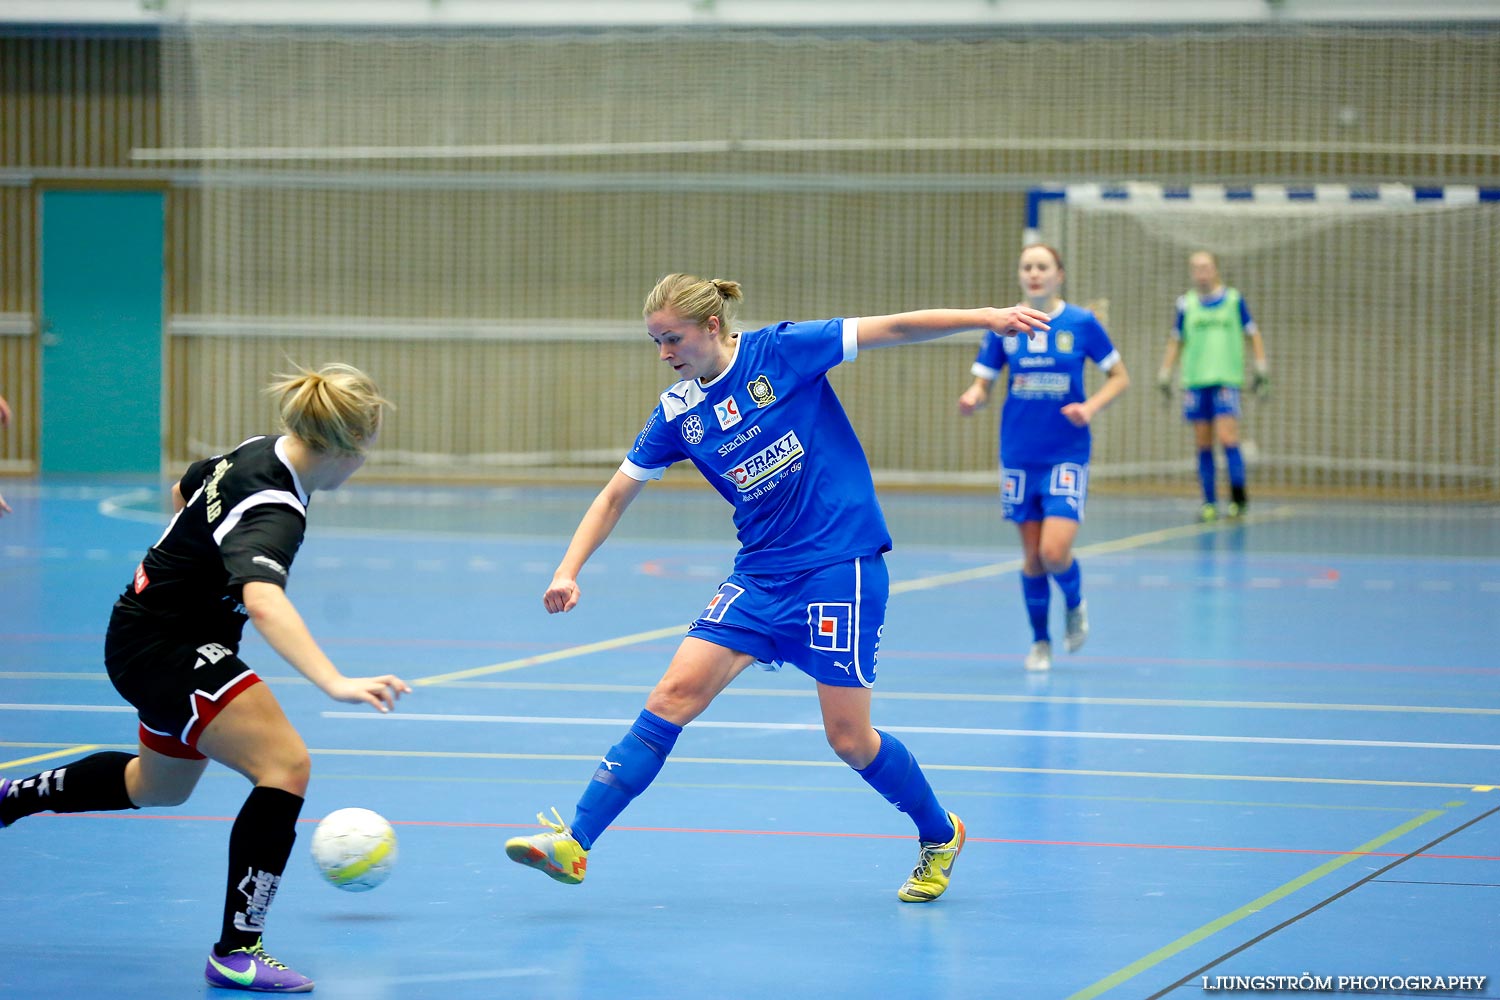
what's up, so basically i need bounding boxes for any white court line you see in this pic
[10,686,1500,717]
[319,711,1500,752]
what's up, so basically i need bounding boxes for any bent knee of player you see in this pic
[250,741,312,796]
[824,723,878,768]
[643,683,713,726]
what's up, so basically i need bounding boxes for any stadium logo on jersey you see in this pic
[1001,469,1026,505]
[722,430,803,492]
[1050,462,1086,498]
[807,602,853,653]
[681,414,706,445]
[698,582,746,624]
[717,424,762,457]
[747,375,776,407]
[1002,335,1019,355]
[714,396,743,431]
[1026,331,1048,353]
[1056,330,1074,353]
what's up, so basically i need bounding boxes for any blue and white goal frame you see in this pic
[1024,182,1500,243]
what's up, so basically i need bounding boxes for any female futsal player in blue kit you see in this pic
[505,273,1049,902]
[957,244,1130,673]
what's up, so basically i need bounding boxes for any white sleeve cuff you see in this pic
[619,459,665,482]
[971,362,1001,381]
[842,317,859,363]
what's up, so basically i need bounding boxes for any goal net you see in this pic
[148,23,1500,496]
[1028,183,1499,499]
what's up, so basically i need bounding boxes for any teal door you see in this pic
[40,190,164,474]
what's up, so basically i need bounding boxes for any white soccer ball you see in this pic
[310,807,398,892]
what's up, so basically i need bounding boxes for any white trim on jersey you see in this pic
[212,490,307,547]
[658,379,707,421]
[272,436,310,505]
[1097,349,1122,372]
[842,318,859,363]
[619,458,666,482]
[151,484,202,548]
[972,361,1002,381]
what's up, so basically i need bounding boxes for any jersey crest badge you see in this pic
[1056,330,1074,353]
[681,414,706,445]
[747,375,776,407]
[714,396,743,431]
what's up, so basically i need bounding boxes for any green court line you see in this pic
[0,741,1488,791]
[410,507,1296,686]
[1064,808,1449,1000]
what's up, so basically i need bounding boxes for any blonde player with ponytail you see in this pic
[0,363,410,993]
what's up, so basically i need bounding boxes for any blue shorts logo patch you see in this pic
[807,602,853,653]
[699,583,746,624]
[1050,463,1085,498]
[1001,470,1026,505]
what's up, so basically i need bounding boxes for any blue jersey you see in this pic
[623,318,892,574]
[971,301,1121,468]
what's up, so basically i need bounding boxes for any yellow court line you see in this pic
[0,744,101,770]
[412,506,1297,686]
[1066,808,1450,1000]
[413,624,689,686]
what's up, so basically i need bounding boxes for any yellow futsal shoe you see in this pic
[504,808,589,885]
[897,812,966,903]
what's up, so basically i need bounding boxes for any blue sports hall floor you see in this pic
[1,479,1497,999]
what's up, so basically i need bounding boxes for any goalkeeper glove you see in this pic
[1155,370,1174,401]
[1250,361,1270,398]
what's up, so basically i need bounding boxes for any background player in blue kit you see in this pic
[504,273,1050,902]
[1155,250,1269,521]
[0,364,411,993]
[957,244,1130,673]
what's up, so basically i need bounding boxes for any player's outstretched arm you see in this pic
[243,580,411,712]
[544,470,649,614]
[856,305,1050,351]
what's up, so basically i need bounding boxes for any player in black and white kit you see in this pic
[1,363,410,993]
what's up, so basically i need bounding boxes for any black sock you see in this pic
[1231,484,1248,506]
[216,786,305,955]
[0,751,138,825]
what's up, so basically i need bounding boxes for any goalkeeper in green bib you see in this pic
[1156,251,1269,521]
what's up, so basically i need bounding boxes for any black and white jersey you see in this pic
[113,435,310,644]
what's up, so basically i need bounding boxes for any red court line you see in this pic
[34,812,1500,861]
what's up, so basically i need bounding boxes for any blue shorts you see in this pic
[1182,385,1242,422]
[686,553,888,688]
[1000,462,1088,523]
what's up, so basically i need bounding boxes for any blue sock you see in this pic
[1021,571,1050,642]
[1225,445,1245,490]
[855,731,953,844]
[1197,448,1217,504]
[1052,559,1083,610]
[570,709,682,850]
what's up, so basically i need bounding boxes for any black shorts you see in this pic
[104,609,262,761]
